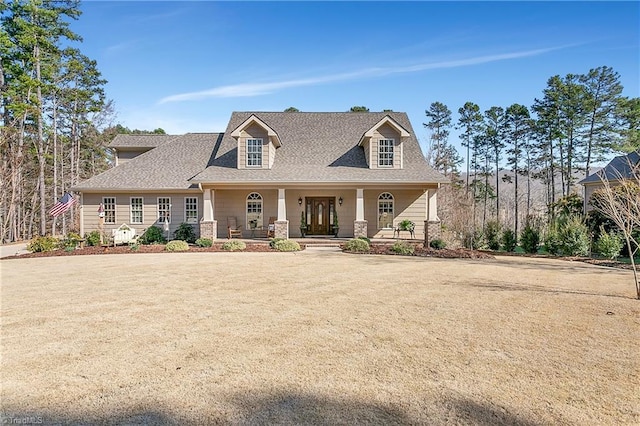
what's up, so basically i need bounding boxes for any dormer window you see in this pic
[378,139,394,167]
[247,138,262,167]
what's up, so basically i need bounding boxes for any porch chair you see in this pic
[266,216,277,238]
[227,217,243,239]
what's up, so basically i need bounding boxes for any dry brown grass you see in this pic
[1,252,638,425]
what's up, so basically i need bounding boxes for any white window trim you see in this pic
[158,197,171,224]
[378,192,394,229]
[130,197,143,224]
[184,197,198,224]
[378,138,394,167]
[103,196,116,224]
[246,138,263,167]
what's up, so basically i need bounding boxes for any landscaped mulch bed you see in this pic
[348,243,495,259]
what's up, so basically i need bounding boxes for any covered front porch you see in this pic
[198,185,442,243]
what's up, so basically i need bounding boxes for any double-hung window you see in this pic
[247,138,262,167]
[185,197,198,224]
[130,197,143,224]
[378,139,394,167]
[158,197,171,223]
[103,197,116,224]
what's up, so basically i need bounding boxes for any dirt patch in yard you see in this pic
[1,253,638,425]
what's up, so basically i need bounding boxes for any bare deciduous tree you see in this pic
[591,155,640,299]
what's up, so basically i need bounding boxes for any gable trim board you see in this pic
[73,111,448,240]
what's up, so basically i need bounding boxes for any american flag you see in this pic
[49,192,78,217]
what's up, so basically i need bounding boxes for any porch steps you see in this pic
[302,242,342,248]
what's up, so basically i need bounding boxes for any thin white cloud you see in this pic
[159,46,565,104]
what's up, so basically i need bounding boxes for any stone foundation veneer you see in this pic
[424,220,441,246]
[275,220,289,239]
[354,220,368,238]
[199,220,217,240]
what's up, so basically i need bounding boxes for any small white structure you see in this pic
[112,223,137,245]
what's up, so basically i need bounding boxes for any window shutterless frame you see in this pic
[158,197,171,224]
[246,138,263,167]
[378,139,394,167]
[102,197,116,224]
[130,197,143,224]
[185,197,198,224]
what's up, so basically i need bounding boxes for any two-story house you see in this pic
[72,111,449,241]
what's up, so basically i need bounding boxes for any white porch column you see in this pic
[354,188,368,238]
[424,187,441,246]
[200,188,217,240]
[356,188,364,221]
[277,188,286,220]
[427,188,439,221]
[203,189,214,221]
[275,188,289,239]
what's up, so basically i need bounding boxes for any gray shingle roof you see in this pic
[579,151,640,184]
[73,133,222,191]
[74,112,448,192]
[190,112,448,184]
[109,134,179,149]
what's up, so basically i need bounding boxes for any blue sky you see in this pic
[71,1,639,156]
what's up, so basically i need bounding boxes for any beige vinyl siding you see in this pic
[213,189,278,236]
[361,139,371,167]
[268,142,276,168]
[238,123,268,169]
[115,149,152,166]
[364,189,427,238]
[81,192,203,238]
[369,124,402,169]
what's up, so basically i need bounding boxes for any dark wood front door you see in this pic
[305,197,335,235]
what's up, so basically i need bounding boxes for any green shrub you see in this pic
[173,222,197,243]
[195,237,213,247]
[544,222,563,255]
[59,232,82,250]
[222,240,246,251]
[357,236,371,244]
[269,237,285,248]
[467,229,486,250]
[130,243,140,252]
[594,229,623,259]
[27,236,59,253]
[85,230,102,246]
[520,223,541,253]
[398,219,414,231]
[429,238,446,250]
[501,229,517,252]
[274,239,301,252]
[344,238,370,252]
[165,240,189,252]
[485,221,502,250]
[558,215,590,256]
[139,226,166,245]
[390,241,414,255]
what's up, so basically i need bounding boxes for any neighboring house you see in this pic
[579,151,640,212]
[72,112,449,241]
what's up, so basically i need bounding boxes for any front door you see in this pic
[306,197,335,235]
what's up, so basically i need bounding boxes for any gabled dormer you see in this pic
[230,114,282,169]
[358,115,410,169]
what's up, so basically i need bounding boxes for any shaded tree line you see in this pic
[423,66,639,247]
[0,1,140,242]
